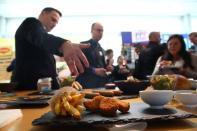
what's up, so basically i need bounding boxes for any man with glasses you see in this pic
[76,22,109,88]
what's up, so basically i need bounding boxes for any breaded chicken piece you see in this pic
[84,96,130,116]
[117,100,130,113]
[99,97,119,116]
[84,96,104,112]
[84,100,96,111]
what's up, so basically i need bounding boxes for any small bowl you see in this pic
[175,90,197,108]
[140,90,174,109]
[188,79,197,89]
[114,80,150,94]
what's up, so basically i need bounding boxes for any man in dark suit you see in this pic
[76,23,109,88]
[13,7,89,90]
[134,32,164,80]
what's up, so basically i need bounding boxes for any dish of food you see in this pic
[150,75,192,90]
[82,89,123,99]
[49,87,85,120]
[60,76,75,87]
[84,96,130,116]
[32,102,197,127]
[175,90,197,108]
[0,97,49,106]
[150,75,174,90]
[140,90,174,109]
[114,79,150,94]
[19,96,51,101]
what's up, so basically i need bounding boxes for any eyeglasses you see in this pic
[93,28,103,32]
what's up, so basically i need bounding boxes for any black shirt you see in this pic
[76,39,108,88]
[13,17,66,90]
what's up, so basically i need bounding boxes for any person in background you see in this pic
[112,55,131,81]
[189,32,197,53]
[152,34,197,79]
[105,49,114,72]
[134,44,144,56]
[76,22,109,88]
[133,31,164,79]
[13,7,89,90]
[134,44,144,70]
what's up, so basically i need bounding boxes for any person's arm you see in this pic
[59,42,89,76]
[152,57,162,75]
[20,18,89,76]
[21,18,66,55]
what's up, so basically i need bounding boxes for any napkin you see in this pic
[0,109,23,128]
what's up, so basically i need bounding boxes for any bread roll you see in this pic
[170,75,191,90]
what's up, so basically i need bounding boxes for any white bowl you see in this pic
[175,90,197,108]
[140,90,174,109]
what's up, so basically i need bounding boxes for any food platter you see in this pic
[32,102,197,127]
[0,96,50,107]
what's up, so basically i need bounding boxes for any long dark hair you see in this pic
[161,34,194,69]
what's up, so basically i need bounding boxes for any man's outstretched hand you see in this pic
[60,41,90,76]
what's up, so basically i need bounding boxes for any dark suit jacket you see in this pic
[76,39,108,88]
[134,42,164,80]
[13,17,66,90]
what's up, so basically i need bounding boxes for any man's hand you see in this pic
[94,68,107,77]
[60,41,90,76]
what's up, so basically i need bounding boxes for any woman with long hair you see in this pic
[152,34,197,79]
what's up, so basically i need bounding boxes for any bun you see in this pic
[171,75,191,90]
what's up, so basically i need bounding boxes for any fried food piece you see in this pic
[49,87,85,120]
[92,90,114,97]
[72,81,83,90]
[76,105,85,113]
[84,96,104,112]
[163,60,172,64]
[84,92,100,99]
[84,96,130,116]
[69,93,85,106]
[69,104,81,119]
[112,90,123,96]
[74,81,83,90]
[92,95,105,109]
[117,100,130,113]
[99,97,119,116]
[84,100,95,111]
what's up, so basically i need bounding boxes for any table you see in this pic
[1,91,197,131]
